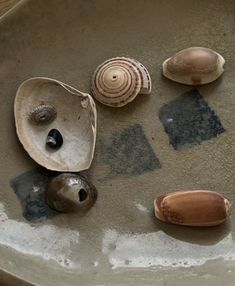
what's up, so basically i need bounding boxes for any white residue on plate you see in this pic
[0,203,8,222]
[0,203,79,268]
[93,261,99,267]
[135,203,150,213]
[102,229,235,269]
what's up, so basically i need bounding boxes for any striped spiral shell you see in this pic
[91,57,151,107]
[29,104,57,125]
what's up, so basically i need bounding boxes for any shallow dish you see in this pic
[0,0,234,285]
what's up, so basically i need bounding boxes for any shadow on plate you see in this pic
[153,212,231,246]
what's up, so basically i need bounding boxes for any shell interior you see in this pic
[14,77,97,172]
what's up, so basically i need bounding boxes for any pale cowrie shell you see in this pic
[162,47,225,85]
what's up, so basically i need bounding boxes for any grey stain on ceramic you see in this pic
[10,168,58,222]
[159,89,225,150]
[100,124,160,176]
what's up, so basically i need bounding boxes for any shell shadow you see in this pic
[160,72,224,98]
[153,216,231,246]
[9,167,93,223]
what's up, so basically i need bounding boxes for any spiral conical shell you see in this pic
[29,104,57,125]
[91,57,151,107]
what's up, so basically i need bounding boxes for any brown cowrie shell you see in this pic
[162,47,225,85]
[154,190,231,226]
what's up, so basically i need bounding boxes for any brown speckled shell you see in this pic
[154,190,231,226]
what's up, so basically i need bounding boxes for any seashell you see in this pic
[46,173,97,213]
[14,77,97,172]
[46,129,63,149]
[28,104,57,125]
[162,47,225,85]
[91,57,151,107]
[154,190,231,226]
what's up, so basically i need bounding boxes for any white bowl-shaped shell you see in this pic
[162,47,225,85]
[91,57,151,107]
[14,77,97,172]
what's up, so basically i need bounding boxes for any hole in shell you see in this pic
[79,188,88,202]
[112,75,117,79]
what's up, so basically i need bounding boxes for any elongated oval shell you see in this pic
[91,57,151,107]
[29,104,57,125]
[46,173,97,213]
[162,47,225,85]
[14,77,97,172]
[154,190,231,226]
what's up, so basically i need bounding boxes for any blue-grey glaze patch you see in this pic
[10,168,58,222]
[99,124,160,176]
[159,89,225,150]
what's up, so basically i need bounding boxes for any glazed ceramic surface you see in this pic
[0,0,234,285]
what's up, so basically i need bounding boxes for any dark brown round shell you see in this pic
[46,173,97,213]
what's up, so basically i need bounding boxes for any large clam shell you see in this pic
[162,47,225,85]
[14,77,97,172]
[91,57,151,107]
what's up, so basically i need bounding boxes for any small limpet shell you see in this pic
[162,47,225,85]
[46,173,97,213]
[14,77,97,172]
[28,104,57,125]
[91,57,151,107]
[154,190,231,226]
